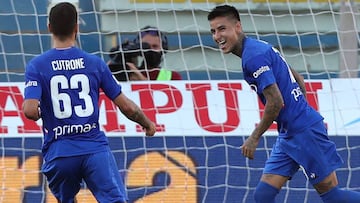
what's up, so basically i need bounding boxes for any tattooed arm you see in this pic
[241,83,284,159]
[113,93,156,136]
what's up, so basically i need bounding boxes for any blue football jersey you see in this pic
[24,47,122,161]
[241,37,323,135]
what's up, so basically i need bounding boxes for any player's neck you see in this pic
[53,41,75,49]
[232,33,246,58]
[52,36,76,49]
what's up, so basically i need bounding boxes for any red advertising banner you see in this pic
[0,79,360,136]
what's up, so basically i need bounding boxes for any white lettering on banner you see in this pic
[0,79,360,137]
[51,58,85,71]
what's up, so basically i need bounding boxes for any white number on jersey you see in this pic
[50,74,94,119]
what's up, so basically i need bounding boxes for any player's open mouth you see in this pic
[218,40,226,49]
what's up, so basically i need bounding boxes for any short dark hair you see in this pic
[207,5,240,22]
[135,26,168,50]
[49,2,77,37]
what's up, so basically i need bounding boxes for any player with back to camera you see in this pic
[22,2,156,203]
[207,4,360,203]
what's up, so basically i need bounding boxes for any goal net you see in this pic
[0,0,360,202]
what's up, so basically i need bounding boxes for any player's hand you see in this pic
[240,136,259,160]
[143,122,156,137]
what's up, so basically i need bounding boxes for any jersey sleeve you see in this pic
[99,60,122,100]
[24,62,42,100]
[245,54,276,94]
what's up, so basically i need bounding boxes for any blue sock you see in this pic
[254,181,279,203]
[320,186,360,203]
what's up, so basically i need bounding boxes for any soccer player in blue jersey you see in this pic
[208,5,360,203]
[22,2,156,203]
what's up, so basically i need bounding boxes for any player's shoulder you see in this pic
[77,48,105,65]
[243,37,272,55]
[69,47,98,59]
[242,37,273,65]
[27,47,105,73]
[26,49,55,71]
[29,49,53,62]
[63,47,106,69]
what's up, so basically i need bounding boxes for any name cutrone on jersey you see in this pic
[51,58,85,71]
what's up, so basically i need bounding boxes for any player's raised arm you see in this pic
[113,93,156,136]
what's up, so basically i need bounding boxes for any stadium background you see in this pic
[0,0,359,202]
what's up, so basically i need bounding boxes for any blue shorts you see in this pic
[42,149,128,203]
[263,121,343,185]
